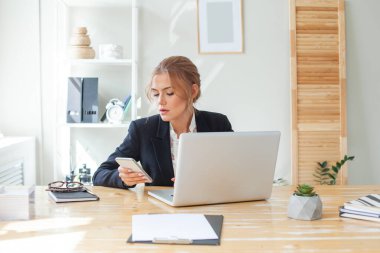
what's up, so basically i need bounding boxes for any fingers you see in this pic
[118,166,149,186]
[171,177,175,182]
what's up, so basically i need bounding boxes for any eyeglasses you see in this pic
[46,181,84,192]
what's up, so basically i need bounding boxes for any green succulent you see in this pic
[294,184,317,197]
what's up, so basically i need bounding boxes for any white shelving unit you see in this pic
[55,0,138,181]
[65,123,130,128]
[69,59,133,66]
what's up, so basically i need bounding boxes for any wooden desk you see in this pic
[1,185,380,252]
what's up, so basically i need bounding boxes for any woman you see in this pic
[92,56,233,188]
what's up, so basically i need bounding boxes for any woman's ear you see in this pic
[191,83,199,100]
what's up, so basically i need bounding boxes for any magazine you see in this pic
[340,212,380,223]
[343,194,380,214]
[339,194,380,223]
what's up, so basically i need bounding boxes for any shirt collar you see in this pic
[189,112,197,133]
[170,111,197,137]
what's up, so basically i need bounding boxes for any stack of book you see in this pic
[339,194,380,222]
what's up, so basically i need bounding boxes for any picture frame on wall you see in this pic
[197,0,243,54]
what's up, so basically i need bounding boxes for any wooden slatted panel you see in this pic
[290,0,347,185]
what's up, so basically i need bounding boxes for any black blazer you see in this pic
[92,110,233,189]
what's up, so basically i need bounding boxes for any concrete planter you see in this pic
[288,194,322,220]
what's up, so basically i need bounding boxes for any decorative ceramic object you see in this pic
[73,26,87,34]
[70,34,91,46]
[99,44,123,59]
[69,26,95,59]
[70,46,95,59]
[287,184,322,221]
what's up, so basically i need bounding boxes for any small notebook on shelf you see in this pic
[339,194,380,223]
[48,189,99,203]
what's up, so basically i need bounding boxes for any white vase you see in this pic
[288,194,322,220]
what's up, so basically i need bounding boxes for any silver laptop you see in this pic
[148,131,280,207]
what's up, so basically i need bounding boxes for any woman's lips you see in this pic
[160,109,169,114]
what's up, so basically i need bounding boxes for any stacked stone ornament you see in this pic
[69,27,95,59]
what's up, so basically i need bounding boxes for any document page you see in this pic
[132,214,218,241]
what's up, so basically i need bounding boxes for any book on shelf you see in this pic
[339,194,380,222]
[123,95,132,114]
[48,189,99,203]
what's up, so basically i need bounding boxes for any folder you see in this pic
[67,77,99,123]
[81,77,99,123]
[127,215,223,245]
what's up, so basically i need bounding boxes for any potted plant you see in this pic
[314,155,355,185]
[288,184,322,220]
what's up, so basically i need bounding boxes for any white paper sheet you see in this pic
[132,214,218,241]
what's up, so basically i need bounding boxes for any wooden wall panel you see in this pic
[290,0,347,185]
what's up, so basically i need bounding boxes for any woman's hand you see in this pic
[118,166,149,186]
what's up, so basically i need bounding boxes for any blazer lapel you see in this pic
[151,118,174,178]
[195,110,211,132]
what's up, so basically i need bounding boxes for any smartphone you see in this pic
[115,157,153,183]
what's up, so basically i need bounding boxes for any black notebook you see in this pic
[48,189,99,203]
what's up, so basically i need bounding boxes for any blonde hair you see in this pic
[146,56,201,107]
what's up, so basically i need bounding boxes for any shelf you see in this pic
[55,0,138,181]
[61,0,132,7]
[65,123,130,128]
[69,59,133,66]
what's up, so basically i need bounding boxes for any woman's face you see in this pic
[151,73,189,122]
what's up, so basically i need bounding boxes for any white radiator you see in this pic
[0,137,36,185]
[0,160,24,185]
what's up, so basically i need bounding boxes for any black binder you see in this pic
[127,215,223,245]
[67,77,98,123]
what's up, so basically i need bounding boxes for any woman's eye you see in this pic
[167,92,174,96]
[152,93,159,97]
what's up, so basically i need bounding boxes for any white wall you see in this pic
[0,0,42,181]
[138,0,291,182]
[345,0,380,184]
[0,0,379,184]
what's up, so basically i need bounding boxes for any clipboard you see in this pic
[127,215,223,245]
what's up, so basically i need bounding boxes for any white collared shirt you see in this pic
[169,113,197,174]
